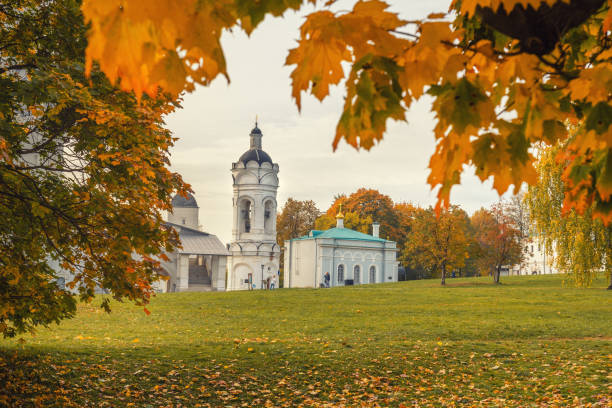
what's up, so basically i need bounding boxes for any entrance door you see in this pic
[188,255,211,285]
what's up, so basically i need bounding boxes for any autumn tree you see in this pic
[277,198,320,244]
[393,201,425,278]
[394,202,417,233]
[0,0,187,337]
[471,203,523,284]
[525,144,612,289]
[315,210,373,233]
[316,188,401,241]
[402,206,470,285]
[507,192,531,274]
[276,198,320,284]
[80,0,612,225]
[470,209,497,277]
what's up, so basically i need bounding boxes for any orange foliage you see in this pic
[81,0,612,223]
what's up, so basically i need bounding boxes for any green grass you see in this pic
[1,275,611,407]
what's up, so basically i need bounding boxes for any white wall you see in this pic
[227,255,278,290]
[168,207,199,229]
[285,238,399,288]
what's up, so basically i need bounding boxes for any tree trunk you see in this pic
[607,273,612,290]
[441,263,446,286]
[494,265,501,284]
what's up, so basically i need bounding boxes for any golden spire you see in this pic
[336,203,344,219]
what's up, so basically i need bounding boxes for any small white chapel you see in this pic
[283,211,399,288]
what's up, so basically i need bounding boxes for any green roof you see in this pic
[293,227,388,242]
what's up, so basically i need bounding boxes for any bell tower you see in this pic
[226,122,280,290]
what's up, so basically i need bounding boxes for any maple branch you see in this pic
[390,29,419,40]
[17,133,63,155]
[443,40,522,57]
[0,4,24,19]
[496,101,515,118]
[0,63,35,74]
[0,41,19,51]
[11,164,87,172]
[0,167,91,226]
[537,54,562,71]
[37,214,83,271]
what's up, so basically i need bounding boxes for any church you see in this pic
[53,121,398,293]
[159,122,280,292]
[283,212,399,288]
[161,121,398,292]
[155,194,230,292]
[226,123,281,290]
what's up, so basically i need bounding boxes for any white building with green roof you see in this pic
[283,214,399,288]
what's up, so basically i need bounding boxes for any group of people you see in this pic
[247,273,278,290]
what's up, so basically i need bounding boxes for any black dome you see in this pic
[239,148,273,165]
[171,193,198,208]
[250,126,262,135]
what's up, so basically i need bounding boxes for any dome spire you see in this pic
[250,118,262,149]
[336,203,345,228]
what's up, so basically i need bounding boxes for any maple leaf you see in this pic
[286,11,350,111]
[334,55,406,151]
[430,78,493,135]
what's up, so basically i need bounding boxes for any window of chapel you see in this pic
[264,200,274,233]
[241,200,252,233]
[337,264,344,283]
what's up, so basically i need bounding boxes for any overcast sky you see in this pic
[165,0,508,244]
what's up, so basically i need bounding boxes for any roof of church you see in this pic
[171,193,198,208]
[164,222,230,256]
[238,148,273,165]
[250,125,262,135]
[293,227,388,242]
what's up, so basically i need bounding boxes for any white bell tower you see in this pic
[226,122,280,290]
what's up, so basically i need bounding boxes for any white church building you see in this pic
[159,122,281,292]
[156,193,230,292]
[283,212,399,288]
[226,123,281,290]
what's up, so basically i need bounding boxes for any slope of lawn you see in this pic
[1,274,611,407]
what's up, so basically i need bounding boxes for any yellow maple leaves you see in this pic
[285,11,351,110]
[452,0,569,17]
[82,0,313,97]
[567,63,612,104]
[80,0,612,224]
[84,0,235,96]
[285,1,413,150]
[286,1,407,110]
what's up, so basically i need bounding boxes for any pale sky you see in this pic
[165,0,507,244]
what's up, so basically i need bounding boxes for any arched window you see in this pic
[354,265,360,284]
[240,200,252,233]
[369,265,376,283]
[337,264,344,283]
[264,200,274,233]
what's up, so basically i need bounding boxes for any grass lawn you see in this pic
[1,274,611,407]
